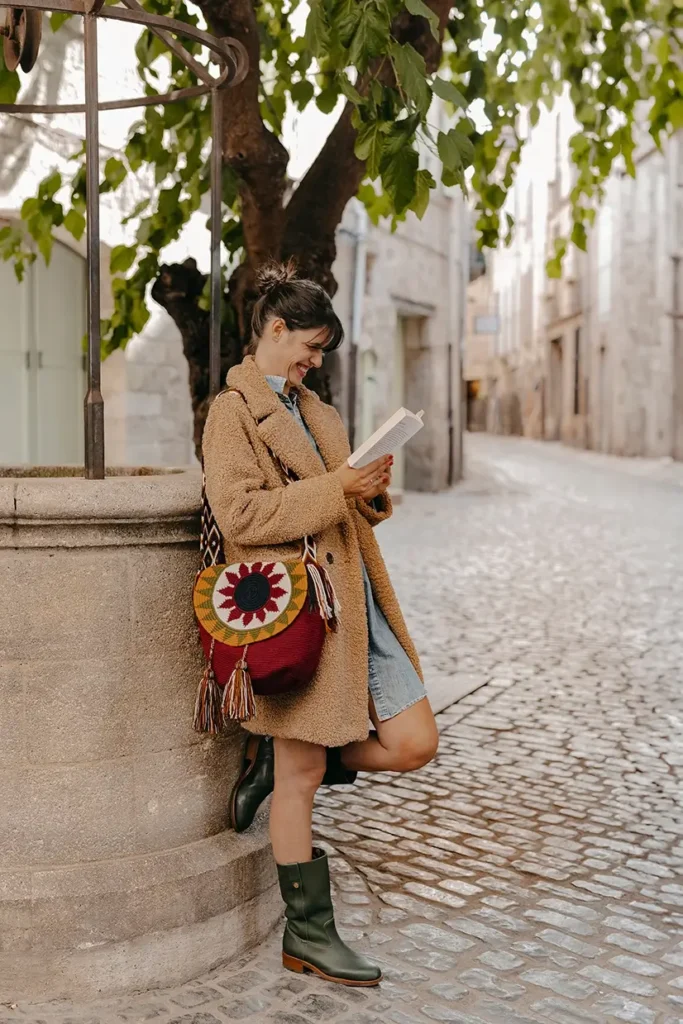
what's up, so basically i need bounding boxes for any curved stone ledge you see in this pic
[0,468,202,548]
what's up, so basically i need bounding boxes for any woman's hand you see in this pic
[334,455,393,498]
[360,463,392,502]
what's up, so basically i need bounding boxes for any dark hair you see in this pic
[250,260,344,354]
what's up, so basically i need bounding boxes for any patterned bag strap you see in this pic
[199,464,224,570]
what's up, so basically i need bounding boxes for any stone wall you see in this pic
[471,94,683,461]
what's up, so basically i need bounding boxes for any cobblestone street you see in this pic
[6,435,683,1024]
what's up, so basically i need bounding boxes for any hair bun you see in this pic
[256,259,297,297]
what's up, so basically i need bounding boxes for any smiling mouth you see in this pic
[296,364,310,377]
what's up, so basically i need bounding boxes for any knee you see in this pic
[275,747,326,796]
[392,728,439,772]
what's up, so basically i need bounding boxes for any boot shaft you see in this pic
[277,848,333,942]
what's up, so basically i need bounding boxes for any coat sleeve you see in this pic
[203,393,349,547]
[355,491,393,527]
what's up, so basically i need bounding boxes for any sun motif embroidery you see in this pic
[194,559,309,647]
[216,562,291,629]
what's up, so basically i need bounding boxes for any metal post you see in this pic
[83,11,105,479]
[209,87,223,398]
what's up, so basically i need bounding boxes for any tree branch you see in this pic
[283,0,452,285]
[195,0,290,332]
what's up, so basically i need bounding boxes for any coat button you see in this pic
[326,552,334,564]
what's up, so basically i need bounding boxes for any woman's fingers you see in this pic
[360,456,392,483]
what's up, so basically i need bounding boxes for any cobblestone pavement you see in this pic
[6,435,683,1024]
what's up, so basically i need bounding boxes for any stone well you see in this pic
[0,468,279,1003]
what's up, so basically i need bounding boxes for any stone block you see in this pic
[0,549,132,661]
[27,827,276,951]
[26,657,133,765]
[0,663,26,766]
[132,739,237,854]
[0,871,31,953]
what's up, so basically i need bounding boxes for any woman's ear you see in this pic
[271,317,286,341]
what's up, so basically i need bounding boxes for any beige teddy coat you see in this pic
[201,356,424,747]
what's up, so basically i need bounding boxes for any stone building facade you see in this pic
[465,96,683,460]
[0,22,466,490]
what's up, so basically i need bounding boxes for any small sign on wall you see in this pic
[474,315,500,334]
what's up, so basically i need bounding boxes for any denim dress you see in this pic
[265,376,425,722]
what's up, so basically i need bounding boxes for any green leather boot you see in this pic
[277,848,382,986]
[230,739,357,833]
[322,747,358,787]
[229,735,275,833]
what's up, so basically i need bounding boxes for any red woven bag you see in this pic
[192,391,340,733]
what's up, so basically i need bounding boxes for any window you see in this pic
[0,233,86,465]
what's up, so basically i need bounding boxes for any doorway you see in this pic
[0,237,86,465]
[397,314,430,491]
[547,336,563,440]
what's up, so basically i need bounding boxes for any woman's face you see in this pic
[272,321,328,389]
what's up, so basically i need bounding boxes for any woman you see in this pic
[202,261,439,987]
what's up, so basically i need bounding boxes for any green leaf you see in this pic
[668,99,683,131]
[653,35,670,65]
[338,74,364,106]
[334,0,362,46]
[21,197,39,219]
[316,85,340,114]
[37,233,53,265]
[388,42,431,115]
[404,0,439,40]
[382,147,419,215]
[42,171,62,198]
[431,76,468,111]
[355,121,385,179]
[0,68,20,105]
[125,133,146,172]
[305,0,330,56]
[348,6,389,69]
[383,113,420,156]
[412,168,436,219]
[291,79,314,109]
[121,198,151,226]
[50,10,72,30]
[546,256,562,279]
[571,222,587,251]
[110,245,137,275]
[158,184,181,217]
[102,157,127,192]
[64,209,86,241]
[437,128,474,172]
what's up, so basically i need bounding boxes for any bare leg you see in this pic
[270,737,326,864]
[341,695,439,774]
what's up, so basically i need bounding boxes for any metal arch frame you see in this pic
[0,0,248,478]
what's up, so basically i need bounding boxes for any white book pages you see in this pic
[348,408,425,469]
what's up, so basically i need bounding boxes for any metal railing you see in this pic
[0,0,248,477]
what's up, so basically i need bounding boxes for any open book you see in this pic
[348,407,425,469]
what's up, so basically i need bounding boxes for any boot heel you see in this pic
[283,952,305,974]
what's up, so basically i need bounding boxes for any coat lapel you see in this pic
[226,357,326,481]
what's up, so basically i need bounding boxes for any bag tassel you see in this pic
[193,639,224,735]
[222,646,257,722]
[304,558,341,632]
